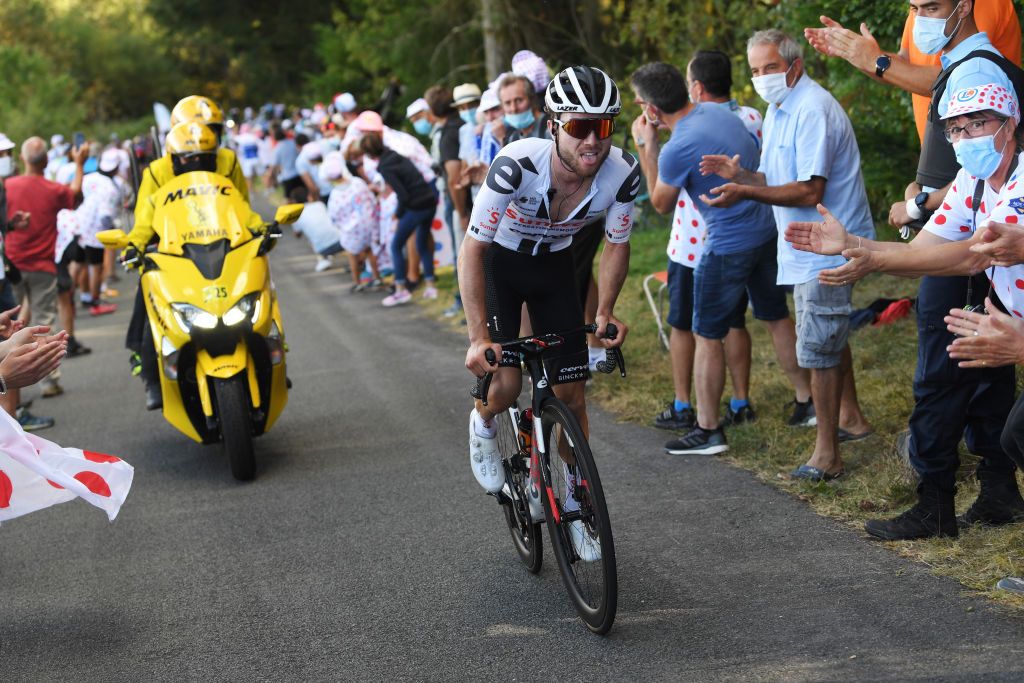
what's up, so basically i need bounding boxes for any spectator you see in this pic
[701,29,874,481]
[498,73,549,145]
[0,133,19,313]
[333,92,359,130]
[322,152,383,291]
[264,124,303,199]
[4,137,87,429]
[233,123,262,195]
[406,98,432,137]
[358,133,438,307]
[806,0,1024,538]
[296,139,332,203]
[786,82,1024,537]
[426,85,469,317]
[631,61,812,455]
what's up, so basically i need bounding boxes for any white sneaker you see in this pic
[314,257,333,272]
[569,520,602,562]
[469,411,504,493]
[422,285,438,300]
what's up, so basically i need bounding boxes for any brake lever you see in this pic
[470,348,498,406]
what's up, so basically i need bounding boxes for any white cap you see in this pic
[99,149,121,173]
[334,92,357,113]
[50,133,65,147]
[479,88,500,112]
[301,141,323,160]
[0,133,14,152]
[281,119,293,131]
[406,98,430,119]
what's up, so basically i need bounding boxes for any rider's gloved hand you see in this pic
[120,246,142,269]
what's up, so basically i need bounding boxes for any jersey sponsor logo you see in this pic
[616,165,641,204]
[1009,197,1024,215]
[556,363,589,383]
[485,156,523,195]
[163,184,232,205]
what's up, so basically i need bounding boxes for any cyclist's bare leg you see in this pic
[553,380,587,465]
[473,367,523,421]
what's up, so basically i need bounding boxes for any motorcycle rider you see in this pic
[124,121,265,409]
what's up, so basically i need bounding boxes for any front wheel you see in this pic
[539,398,617,634]
[214,376,255,481]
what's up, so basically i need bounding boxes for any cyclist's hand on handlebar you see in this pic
[595,314,627,348]
[466,341,503,378]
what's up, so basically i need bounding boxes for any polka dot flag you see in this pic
[0,408,133,523]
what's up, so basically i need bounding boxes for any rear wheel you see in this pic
[539,398,617,634]
[214,376,255,481]
[495,406,543,573]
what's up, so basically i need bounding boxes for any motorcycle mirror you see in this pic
[97,229,130,249]
[274,203,304,225]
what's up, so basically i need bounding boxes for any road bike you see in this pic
[472,323,625,634]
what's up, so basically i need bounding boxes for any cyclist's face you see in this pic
[553,113,612,178]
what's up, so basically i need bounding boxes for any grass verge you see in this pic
[421,210,1024,611]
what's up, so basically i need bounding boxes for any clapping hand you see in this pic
[785,204,849,255]
[970,220,1024,267]
[0,325,69,390]
[0,305,24,339]
[818,247,876,286]
[698,153,741,180]
[946,299,1024,368]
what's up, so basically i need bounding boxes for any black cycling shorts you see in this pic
[484,243,589,385]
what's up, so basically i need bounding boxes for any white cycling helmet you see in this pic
[545,65,621,116]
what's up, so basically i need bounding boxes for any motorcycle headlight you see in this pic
[223,294,259,327]
[171,303,218,333]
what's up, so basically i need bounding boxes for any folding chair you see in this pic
[642,270,670,351]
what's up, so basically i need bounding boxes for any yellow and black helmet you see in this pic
[165,122,218,175]
[170,95,225,138]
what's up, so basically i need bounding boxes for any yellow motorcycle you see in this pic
[99,171,302,480]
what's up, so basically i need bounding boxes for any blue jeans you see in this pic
[391,205,436,286]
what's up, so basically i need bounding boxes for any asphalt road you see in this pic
[3,194,1024,681]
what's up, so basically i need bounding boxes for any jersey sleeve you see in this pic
[604,151,640,244]
[923,171,977,241]
[466,154,522,244]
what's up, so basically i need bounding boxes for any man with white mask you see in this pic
[701,29,874,482]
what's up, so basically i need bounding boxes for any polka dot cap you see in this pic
[943,83,1020,123]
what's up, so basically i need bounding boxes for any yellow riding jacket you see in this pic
[127,148,251,250]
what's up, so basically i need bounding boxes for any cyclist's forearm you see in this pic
[458,238,491,343]
[596,240,630,318]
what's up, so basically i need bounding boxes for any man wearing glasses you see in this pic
[630,60,812,457]
[459,66,638,496]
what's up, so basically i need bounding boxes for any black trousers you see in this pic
[125,286,158,384]
[908,274,1016,491]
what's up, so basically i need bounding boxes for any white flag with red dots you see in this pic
[0,409,133,523]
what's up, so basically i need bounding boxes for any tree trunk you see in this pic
[481,0,502,82]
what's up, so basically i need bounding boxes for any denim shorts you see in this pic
[667,260,747,332]
[793,279,853,369]
[693,239,789,340]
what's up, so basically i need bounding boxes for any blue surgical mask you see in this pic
[913,1,963,55]
[460,108,478,125]
[412,119,432,136]
[953,123,1008,180]
[504,110,536,130]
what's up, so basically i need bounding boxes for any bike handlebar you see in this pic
[470,323,626,406]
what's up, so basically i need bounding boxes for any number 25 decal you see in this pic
[202,285,228,302]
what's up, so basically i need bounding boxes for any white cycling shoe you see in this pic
[469,411,504,493]
[569,520,602,562]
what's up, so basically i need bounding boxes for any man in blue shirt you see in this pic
[702,29,874,480]
[631,61,811,456]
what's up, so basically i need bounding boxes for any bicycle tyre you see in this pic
[538,398,617,634]
[495,407,543,573]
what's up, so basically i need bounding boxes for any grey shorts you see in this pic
[793,279,852,369]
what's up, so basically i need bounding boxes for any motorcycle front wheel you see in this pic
[214,376,255,481]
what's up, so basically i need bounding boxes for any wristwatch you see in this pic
[915,191,930,214]
[875,55,892,78]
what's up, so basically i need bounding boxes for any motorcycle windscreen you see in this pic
[150,171,255,256]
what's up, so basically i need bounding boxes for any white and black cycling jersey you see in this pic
[467,137,641,254]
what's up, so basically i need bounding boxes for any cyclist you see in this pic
[460,66,639,553]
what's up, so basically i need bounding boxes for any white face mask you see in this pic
[0,157,11,177]
[752,62,795,105]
